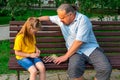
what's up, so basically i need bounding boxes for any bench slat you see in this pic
[9,55,120,71]
[91,21,120,25]
[10,26,61,31]
[93,26,120,31]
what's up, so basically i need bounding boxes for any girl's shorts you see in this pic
[17,57,42,70]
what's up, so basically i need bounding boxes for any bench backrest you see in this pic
[10,21,120,57]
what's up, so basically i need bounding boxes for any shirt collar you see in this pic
[73,12,79,22]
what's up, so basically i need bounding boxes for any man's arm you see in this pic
[54,40,83,65]
[65,40,83,58]
[38,16,50,21]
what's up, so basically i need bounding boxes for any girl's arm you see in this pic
[35,46,41,57]
[15,50,38,58]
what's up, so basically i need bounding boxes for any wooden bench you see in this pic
[8,21,120,80]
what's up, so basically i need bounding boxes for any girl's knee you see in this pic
[28,66,38,74]
[36,62,46,72]
[39,66,46,73]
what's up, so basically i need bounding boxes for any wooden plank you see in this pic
[10,26,60,31]
[37,43,66,48]
[36,38,65,42]
[36,31,62,36]
[103,48,120,53]
[10,38,65,43]
[10,49,67,54]
[95,32,120,36]
[10,31,62,37]
[97,38,120,42]
[93,26,120,30]
[91,21,120,25]
[8,55,120,70]
[99,43,120,47]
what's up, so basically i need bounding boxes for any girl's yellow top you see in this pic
[14,34,36,60]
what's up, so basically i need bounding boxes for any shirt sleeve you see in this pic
[49,15,60,25]
[76,15,92,42]
[13,35,23,51]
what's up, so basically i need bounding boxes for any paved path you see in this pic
[0,25,9,40]
[0,70,120,80]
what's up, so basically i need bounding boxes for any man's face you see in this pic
[57,10,73,25]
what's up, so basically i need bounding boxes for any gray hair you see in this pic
[57,4,76,14]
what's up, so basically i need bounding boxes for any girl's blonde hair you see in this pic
[17,17,41,45]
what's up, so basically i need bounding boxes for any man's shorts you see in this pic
[67,47,112,80]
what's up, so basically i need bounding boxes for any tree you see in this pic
[2,0,40,20]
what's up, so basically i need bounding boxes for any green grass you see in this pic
[0,40,15,74]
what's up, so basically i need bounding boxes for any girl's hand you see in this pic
[36,49,41,57]
[29,53,38,58]
[36,49,41,54]
[42,54,58,63]
[36,47,41,53]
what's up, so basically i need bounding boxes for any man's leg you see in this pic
[67,53,87,80]
[89,48,112,80]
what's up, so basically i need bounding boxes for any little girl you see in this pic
[14,17,46,80]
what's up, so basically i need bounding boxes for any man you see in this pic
[38,4,112,80]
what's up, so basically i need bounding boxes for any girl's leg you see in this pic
[17,58,38,80]
[28,65,38,80]
[36,62,46,80]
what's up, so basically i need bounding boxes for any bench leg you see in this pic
[17,71,20,80]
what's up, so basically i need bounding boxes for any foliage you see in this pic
[74,0,119,13]
[0,0,7,6]
[54,0,76,7]
[53,0,120,21]
[0,0,120,21]
[0,16,11,24]
[77,0,120,21]
[0,9,57,25]
[0,0,41,20]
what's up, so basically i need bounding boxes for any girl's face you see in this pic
[30,28,39,35]
[27,18,41,35]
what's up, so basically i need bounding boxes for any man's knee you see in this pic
[97,63,112,73]
[96,66,112,80]
[98,67,112,74]
[67,64,85,78]
[68,53,87,78]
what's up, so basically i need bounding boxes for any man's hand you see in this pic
[53,55,69,65]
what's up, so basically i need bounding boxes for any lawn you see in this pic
[0,40,15,74]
